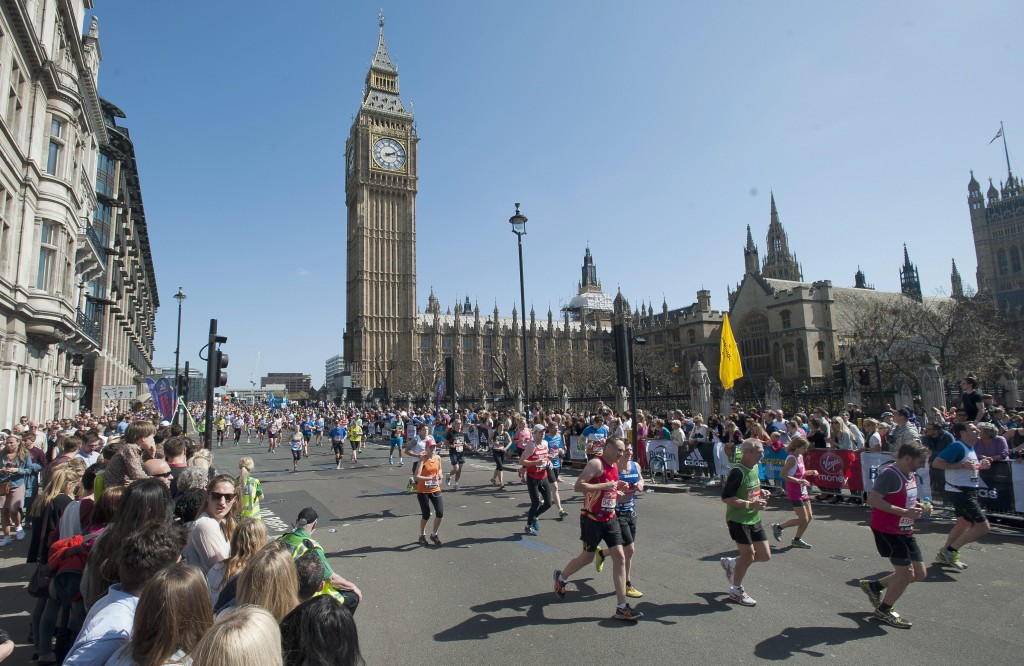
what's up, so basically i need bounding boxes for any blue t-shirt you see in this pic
[329,427,347,443]
[545,433,564,468]
[302,421,314,435]
[617,460,641,512]
[936,440,970,464]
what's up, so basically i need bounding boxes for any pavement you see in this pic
[2,436,1023,665]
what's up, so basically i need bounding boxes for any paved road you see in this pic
[2,436,1022,665]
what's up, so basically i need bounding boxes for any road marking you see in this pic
[260,508,290,534]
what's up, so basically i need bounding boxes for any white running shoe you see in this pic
[15,526,25,541]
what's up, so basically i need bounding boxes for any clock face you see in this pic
[347,144,355,175]
[372,137,407,170]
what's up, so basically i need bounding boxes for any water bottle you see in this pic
[969,461,979,483]
[921,496,932,518]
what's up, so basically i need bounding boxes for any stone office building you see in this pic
[0,5,156,424]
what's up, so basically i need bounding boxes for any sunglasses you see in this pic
[210,492,236,502]
[152,471,173,479]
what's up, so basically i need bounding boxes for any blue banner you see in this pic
[759,446,789,484]
[145,377,176,422]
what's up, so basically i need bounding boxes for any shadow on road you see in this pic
[623,592,735,626]
[434,579,610,641]
[753,611,887,660]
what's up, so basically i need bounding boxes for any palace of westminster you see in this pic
[342,18,1024,401]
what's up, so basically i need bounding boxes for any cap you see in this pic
[881,411,893,418]
[424,438,439,447]
[295,507,318,529]
[159,420,171,427]
[532,423,546,432]
[897,408,912,419]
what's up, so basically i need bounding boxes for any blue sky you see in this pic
[87,1,1024,387]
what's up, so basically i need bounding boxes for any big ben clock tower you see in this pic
[344,13,418,393]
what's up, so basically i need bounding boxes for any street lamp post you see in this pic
[173,287,187,425]
[509,203,530,413]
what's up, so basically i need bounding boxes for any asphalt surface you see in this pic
[2,435,1022,665]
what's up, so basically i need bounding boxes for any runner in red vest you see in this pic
[859,442,930,628]
[552,437,643,622]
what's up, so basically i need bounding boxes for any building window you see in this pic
[687,329,696,345]
[92,202,112,248]
[654,332,664,345]
[0,187,10,278]
[1012,247,1022,274]
[671,329,680,342]
[96,152,117,197]
[441,336,452,350]
[998,249,1009,276]
[483,337,492,349]
[815,341,825,361]
[420,335,429,349]
[502,338,510,350]
[37,222,58,291]
[538,338,545,350]
[462,337,473,351]
[5,63,25,138]
[784,343,794,363]
[780,310,791,330]
[46,118,66,176]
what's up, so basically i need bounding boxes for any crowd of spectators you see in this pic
[0,410,363,666]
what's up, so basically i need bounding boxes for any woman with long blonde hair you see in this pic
[206,518,267,605]
[192,604,283,666]
[235,542,299,622]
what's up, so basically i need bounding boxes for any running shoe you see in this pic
[720,557,735,584]
[418,535,428,546]
[595,547,606,573]
[729,586,757,606]
[406,481,415,493]
[15,526,25,541]
[873,607,912,628]
[454,483,461,491]
[614,604,644,621]
[525,525,538,536]
[0,536,9,547]
[398,460,405,466]
[430,534,442,546]
[559,509,569,519]
[771,523,783,542]
[446,474,452,486]
[336,464,342,470]
[935,548,968,570]
[389,456,394,465]
[791,538,812,549]
[858,579,882,608]
[553,570,567,598]
[625,585,643,598]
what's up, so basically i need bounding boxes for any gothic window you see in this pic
[815,341,825,361]
[773,238,782,253]
[780,310,791,330]
[737,311,770,381]
[687,329,696,345]
[798,340,808,372]
[998,249,1009,276]
[502,338,510,350]
[671,329,680,342]
[483,337,492,349]
[784,343,794,363]
[462,337,472,351]
[538,338,545,351]
[772,342,782,373]
[1012,247,1022,274]
[588,340,596,353]
[441,336,452,350]
[654,332,664,345]
[420,335,429,349]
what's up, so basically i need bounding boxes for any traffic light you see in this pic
[215,349,229,387]
[831,362,848,384]
[858,367,871,387]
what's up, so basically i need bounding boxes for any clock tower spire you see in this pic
[344,15,419,393]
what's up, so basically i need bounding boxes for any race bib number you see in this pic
[455,445,464,453]
[333,435,343,443]
[600,491,617,510]
[425,479,438,489]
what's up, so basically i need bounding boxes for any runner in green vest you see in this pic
[719,439,771,607]
[278,508,362,613]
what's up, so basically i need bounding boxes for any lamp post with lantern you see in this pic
[509,203,530,413]
[173,287,187,425]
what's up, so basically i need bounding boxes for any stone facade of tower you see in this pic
[967,169,1024,311]
[344,17,419,391]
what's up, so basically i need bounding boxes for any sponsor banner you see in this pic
[976,461,1016,513]
[645,439,680,472]
[760,446,789,484]
[805,449,858,491]
[569,435,588,462]
[1012,462,1024,514]
[467,427,480,447]
[680,442,714,473]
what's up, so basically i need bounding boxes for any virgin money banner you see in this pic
[644,439,679,471]
[805,449,858,491]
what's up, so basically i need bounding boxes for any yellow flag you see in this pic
[719,313,743,389]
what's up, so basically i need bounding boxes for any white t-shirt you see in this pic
[184,515,230,574]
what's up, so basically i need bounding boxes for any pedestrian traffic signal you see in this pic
[832,362,847,384]
[215,350,229,387]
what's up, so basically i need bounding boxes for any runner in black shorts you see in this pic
[553,437,642,621]
[932,423,992,571]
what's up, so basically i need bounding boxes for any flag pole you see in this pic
[1002,121,1012,176]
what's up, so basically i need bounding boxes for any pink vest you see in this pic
[869,465,917,534]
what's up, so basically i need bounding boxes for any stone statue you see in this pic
[917,353,944,422]
[691,361,712,420]
[765,377,782,412]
